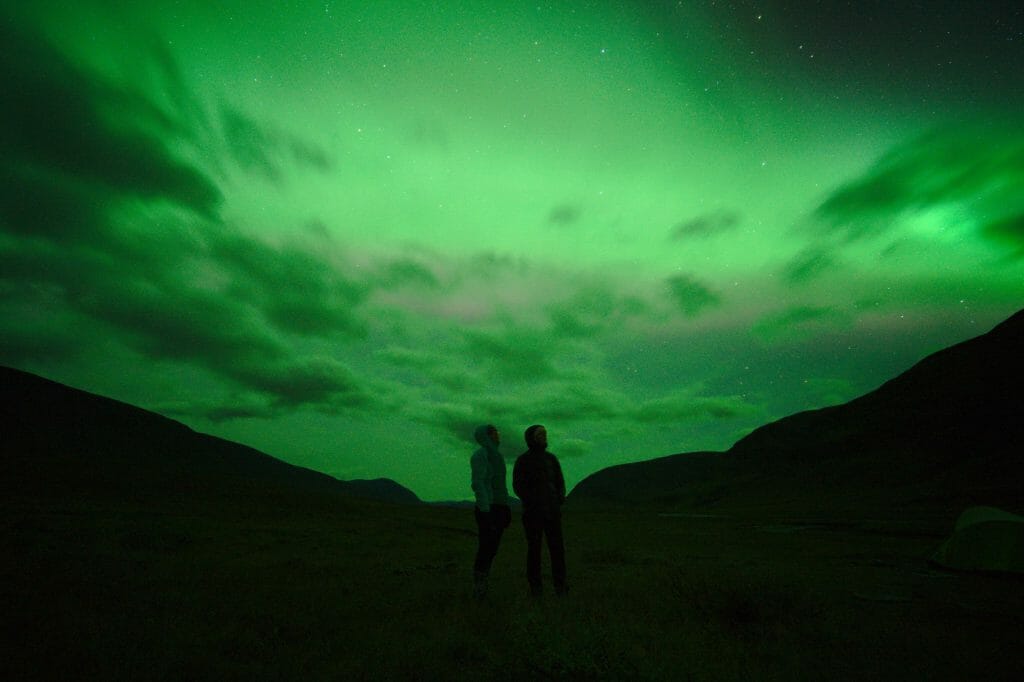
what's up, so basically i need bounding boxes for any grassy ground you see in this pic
[3,494,1022,680]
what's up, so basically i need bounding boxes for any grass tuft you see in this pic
[665,564,819,641]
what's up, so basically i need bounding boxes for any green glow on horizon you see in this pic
[2,1,1023,500]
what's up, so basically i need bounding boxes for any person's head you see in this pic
[524,424,547,450]
[475,424,500,449]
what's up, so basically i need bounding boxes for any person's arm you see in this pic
[471,452,492,512]
[512,456,524,501]
[552,454,566,506]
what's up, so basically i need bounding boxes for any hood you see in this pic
[524,424,547,449]
[474,424,497,451]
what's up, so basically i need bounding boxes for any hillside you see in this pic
[569,309,1024,516]
[1,365,420,505]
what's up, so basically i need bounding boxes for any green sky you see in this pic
[3,1,1023,500]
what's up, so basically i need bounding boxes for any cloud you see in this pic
[461,328,562,382]
[157,396,277,423]
[783,248,838,284]
[752,306,850,343]
[800,377,859,408]
[72,268,371,412]
[544,284,650,339]
[669,211,741,240]
[0,19,371,416]
[411,119,451,150]
[0,301,85,365]
[1,19,220,245]
[374,345,482,392]
[500,383,624,423]
[630,391,752,424]
[403,374,625,447]
[231,357,369,411]
[981,212,1024,255]
[1,24,221,242]
[374,257,442,290]
[665,274,721,317]
[554,438,591,458]
[816,123,1024,252]
[220,106,334,183]
[548,204,582,226]
[209,228,368,338]
[221,108,283,182]
[407,400,488,446]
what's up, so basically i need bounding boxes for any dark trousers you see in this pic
[473,507,507,574]
[523,512,567,593]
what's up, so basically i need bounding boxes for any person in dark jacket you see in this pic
[512,424,567,597]
[470,424,511,599]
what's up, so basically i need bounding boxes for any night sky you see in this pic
[3,1,1023,501]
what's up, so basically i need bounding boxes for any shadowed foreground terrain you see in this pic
[4,492,1024,680]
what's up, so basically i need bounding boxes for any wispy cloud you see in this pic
[220,106,334,183]
[544,283,651,340]
[548,203,583,226]
[208,228,368,338]
[752,306,850,343]
[669,211,741,240]
[460,328,565,382]
[816,123,1024,254]
[783,248,839,284]
[0,20,369,416]
[630,391,753,424]
[1,23,221,235]
[665,274,721,317]
[982,213,1024,256]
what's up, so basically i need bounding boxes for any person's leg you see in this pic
[546,514,567,595]
[523,513,544,596]
[473,509,499,598]
[474,508,496,573]
[490,504,509,559]
[482,513,505,571]
[489,516,506,573]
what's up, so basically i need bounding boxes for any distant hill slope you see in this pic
[570,309,1024,516]
[1,366,420,505]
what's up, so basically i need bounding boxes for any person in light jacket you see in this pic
[470,424,511,599]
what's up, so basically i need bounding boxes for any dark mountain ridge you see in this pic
[570,309,1024,516]
[1,365,420,505]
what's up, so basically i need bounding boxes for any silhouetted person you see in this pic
[470,424,511,599]
[512,424,567,597]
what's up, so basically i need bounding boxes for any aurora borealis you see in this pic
[3,1,1023,501]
